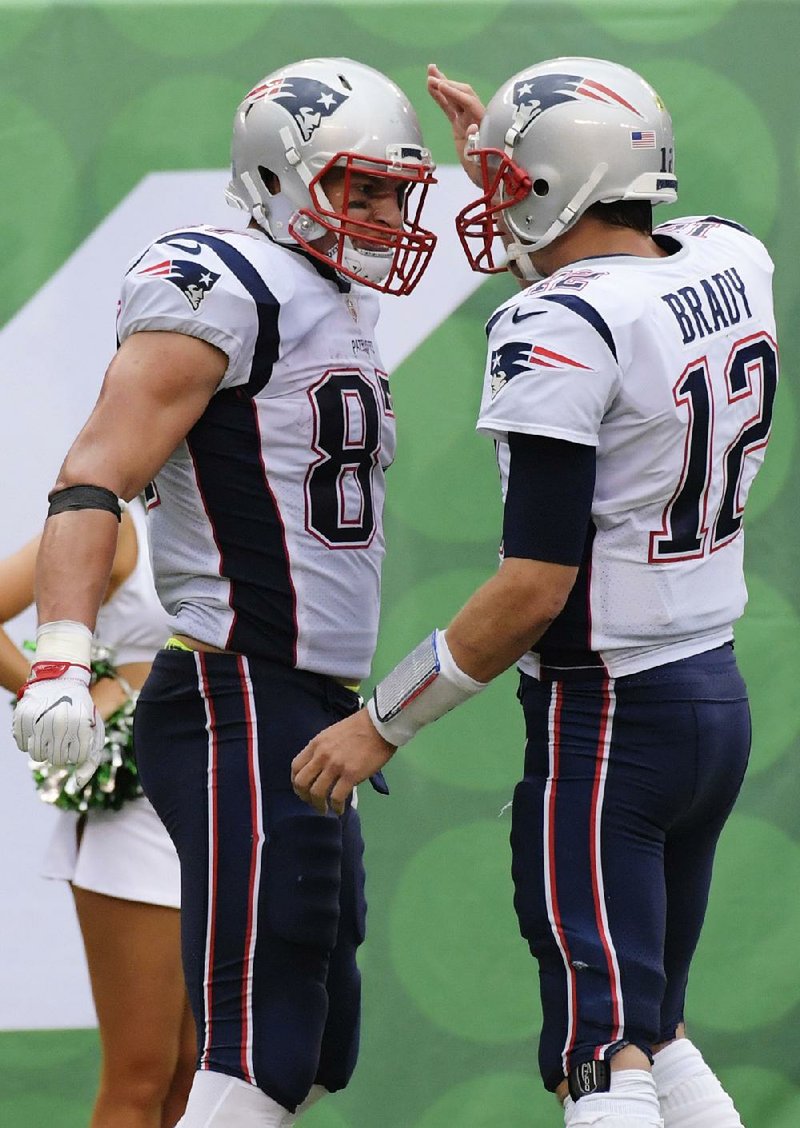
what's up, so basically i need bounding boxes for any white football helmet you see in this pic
[226,57,437,294]
[456,57,678,275]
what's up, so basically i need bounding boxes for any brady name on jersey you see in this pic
[477,216,778,679]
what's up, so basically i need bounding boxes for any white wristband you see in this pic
[35,620,93,669]
[366,629,487,747]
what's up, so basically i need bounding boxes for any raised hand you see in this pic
[426,63,486,185]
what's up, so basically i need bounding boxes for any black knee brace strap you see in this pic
[48,485,121,521]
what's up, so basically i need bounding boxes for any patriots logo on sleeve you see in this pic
[244,76,348,142]
[511,73,643,137]
[490,340,591,397]
[136,259,220,311]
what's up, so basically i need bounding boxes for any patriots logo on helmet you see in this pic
[137,259,220,311]
[510,73,644,137]
[490,339,590,397]
[245,76,348,143]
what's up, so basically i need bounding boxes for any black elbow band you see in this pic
[47,484,122,522]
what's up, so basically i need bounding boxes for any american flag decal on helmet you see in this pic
[137,259,220,311]
[630,130,657,149]
[244,76,349,143]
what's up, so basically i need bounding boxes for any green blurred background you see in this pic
[1,1,799,1124]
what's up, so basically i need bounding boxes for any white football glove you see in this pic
[12,621,105,788]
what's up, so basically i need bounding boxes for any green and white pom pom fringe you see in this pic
[30,695,142,813]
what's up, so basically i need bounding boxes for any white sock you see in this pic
[295,1084,328,1118]
[564,1069,663,1127]
[177,1070,296,1127]
[652,1039,744,1127]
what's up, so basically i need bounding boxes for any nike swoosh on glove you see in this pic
[13,661,106,788]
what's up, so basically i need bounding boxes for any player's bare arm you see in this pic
[13,331,225,777]
[291,556,577,814]
[36,330,227,628]
[0,516,141,723]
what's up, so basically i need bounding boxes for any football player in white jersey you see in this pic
[293,59,776,1128]
[12,58,436,1127]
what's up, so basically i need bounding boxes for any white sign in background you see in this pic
[0,166,485,1029]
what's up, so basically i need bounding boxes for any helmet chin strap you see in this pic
[338,242,394,285]
[503,246,543,282]
[259,188,301,242]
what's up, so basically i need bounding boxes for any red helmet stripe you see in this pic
[580,79,643,117]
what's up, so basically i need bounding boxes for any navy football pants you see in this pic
[512,644,750,1092]
[134,650,366,1112]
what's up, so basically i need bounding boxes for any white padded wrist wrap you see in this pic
[367,629,486,747]
[35,620,92,669]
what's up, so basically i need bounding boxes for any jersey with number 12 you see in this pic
[117,224,395,680]
[477,217,778,678]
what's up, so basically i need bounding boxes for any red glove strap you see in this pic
[18,661,90,699]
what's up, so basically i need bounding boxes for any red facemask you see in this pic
[289,151,438,295]
[455,147,532,274]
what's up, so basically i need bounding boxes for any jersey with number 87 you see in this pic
[121,225,395,681]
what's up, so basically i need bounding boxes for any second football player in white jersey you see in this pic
[293,58,775,1128]
[480,214,776,680]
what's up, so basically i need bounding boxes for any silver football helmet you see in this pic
[456,57,678,276]
[226,57,437,294]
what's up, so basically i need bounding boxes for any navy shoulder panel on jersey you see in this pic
[701,216,754,236]
[156,230,280,396]
[486,291,617,362]
[486,306,508,337]
[537,294,617,362]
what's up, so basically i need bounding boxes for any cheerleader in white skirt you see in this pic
[0,496,195,1127]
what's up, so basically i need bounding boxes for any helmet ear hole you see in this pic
[532,178,549,197]
[258,166,281,196]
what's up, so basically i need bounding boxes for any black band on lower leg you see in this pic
[568,1059,612,1102]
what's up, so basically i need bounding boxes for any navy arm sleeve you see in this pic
[502,432,596,566]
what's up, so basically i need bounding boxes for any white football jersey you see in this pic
[117,224,395,679]
[477,217,778,677]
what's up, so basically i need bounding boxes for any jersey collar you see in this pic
[251,222,352,293]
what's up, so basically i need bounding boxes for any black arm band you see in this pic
[502,432,595,565]
[47,484,122,522]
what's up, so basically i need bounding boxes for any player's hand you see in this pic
[427,63,485,186]
[291,708,396,816]
[13,661,105,788]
